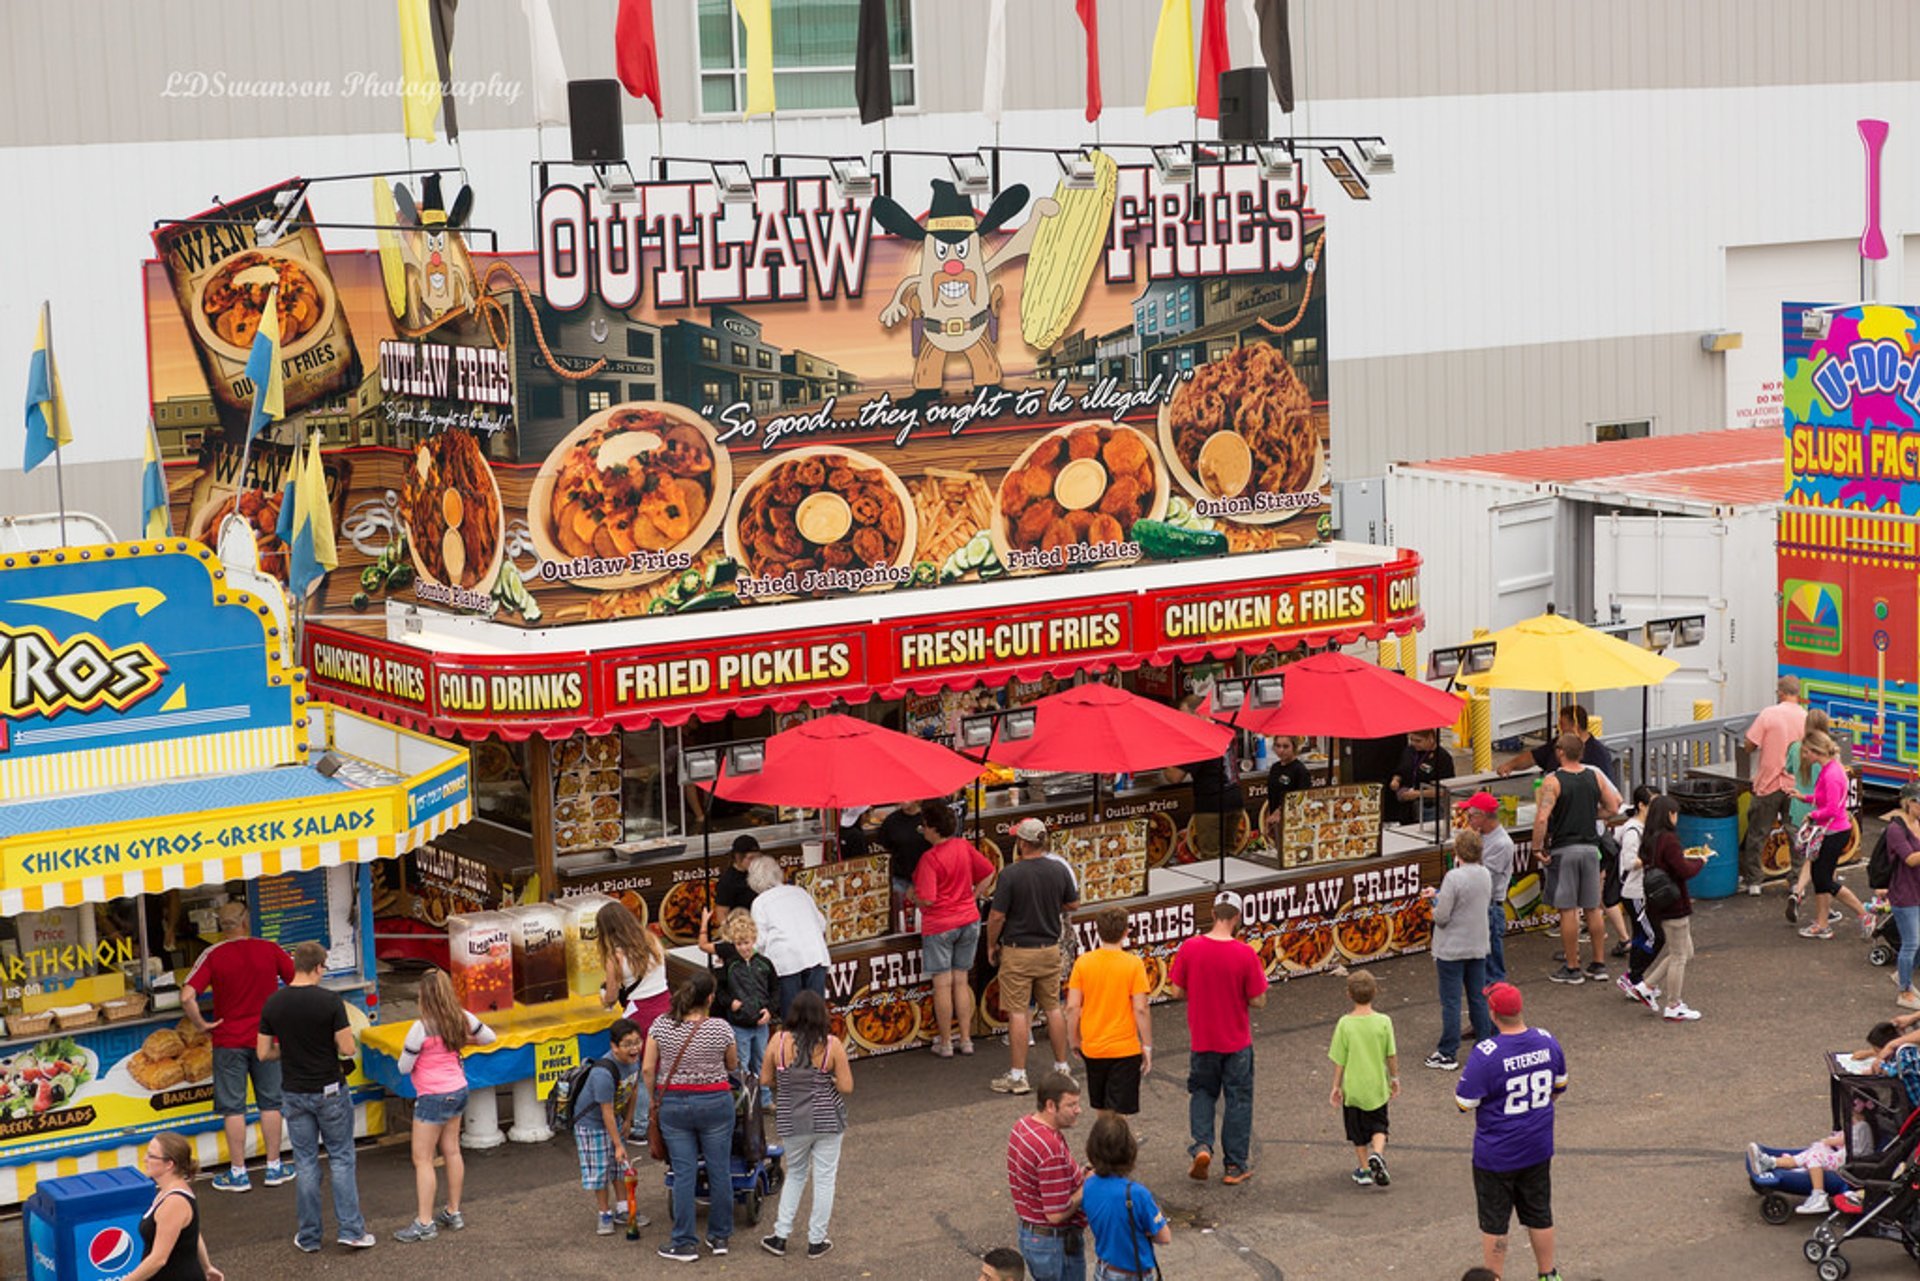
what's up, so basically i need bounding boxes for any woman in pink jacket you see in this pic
[1796,731,1870,941]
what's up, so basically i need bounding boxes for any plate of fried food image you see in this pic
[1158,343,1325,525]
[1144,813,1177,868]
[1333,906,1395,964]
[1387,895,1433,950]
[992,421,1166,572]
[844,986,923,1054]
[656,879,714,944]
[192,250,336,361]
[1273,918,1337,974]
[106,1022,213,1097]
[725,446,915,593]
[975,976,1010,1035]
[528,402,732,589]
[402,429,504,592]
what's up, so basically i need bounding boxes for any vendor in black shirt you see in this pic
[1263,735,1313,848]
[1164,695,1245,859]
[1498,702,1621,788]
[1387,727,1454,824]
[836,806,870,861]
[714,834,762,913]
[878,799,931,895]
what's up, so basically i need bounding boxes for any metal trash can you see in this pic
[23,1168,155,1281]
[1669,777,1741,900]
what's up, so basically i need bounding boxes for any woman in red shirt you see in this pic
[911,798,996,1059]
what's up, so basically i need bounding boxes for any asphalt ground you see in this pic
[5,884,1910,1280]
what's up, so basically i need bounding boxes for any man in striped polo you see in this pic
[1006,1072,1087,1281]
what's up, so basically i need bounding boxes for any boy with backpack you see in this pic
[700,907,778,1108]
[563,1017,645,1236]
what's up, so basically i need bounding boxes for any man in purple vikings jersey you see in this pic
[1455,982,1567,1281]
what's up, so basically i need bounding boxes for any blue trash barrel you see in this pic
[1671,777,1741,900]
[23,1168,155,1281]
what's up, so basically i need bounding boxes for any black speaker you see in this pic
[1217,68,1269,143]
[569,79,624,165]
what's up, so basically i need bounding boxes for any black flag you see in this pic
[1253,0,1294,114]
[430,0,460,140]
[855,0,894,123]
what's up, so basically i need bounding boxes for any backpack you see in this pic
[1643,865,1681,913]
[546,1056,614,1131]
[1869,827,1896,892]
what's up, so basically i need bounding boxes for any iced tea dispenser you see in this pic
[504,902,568,1005]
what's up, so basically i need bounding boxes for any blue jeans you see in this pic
[1186,1045,1254,1173]
[1485,899,1507,983]
[1017,1223,1087,1281]
[777,966,828,1022]
[1895,904,1920,992]
[284,1088,364,1249]
[661,1090,736,1248]
[774,1130,843,1245]
[1435,956,1492,1059]
[733,1023,773,1105]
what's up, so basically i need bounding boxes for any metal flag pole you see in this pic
[231,285,279,532]
[43,302,69,547]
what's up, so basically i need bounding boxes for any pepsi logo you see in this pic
[87,1225,137,1272]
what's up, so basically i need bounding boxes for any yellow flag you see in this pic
[304,431,337,573]
[732,0,776,118]
[1144,0,1196,115]
[397,0,442,142]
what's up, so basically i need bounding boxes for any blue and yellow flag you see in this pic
[23,302,72,473]
[285,432,337,600]
[142,420,171,538]
[245,287,284,440]
[398,0,443,142]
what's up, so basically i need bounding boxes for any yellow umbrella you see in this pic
[1458,612,1678,692]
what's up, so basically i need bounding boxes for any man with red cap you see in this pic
[1455,983,1566,1281]
[1460,793,1516,983]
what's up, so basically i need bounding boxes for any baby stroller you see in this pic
[1803,1058,1920,1278]
[1750,1062,1904,1223]
[1868,900,1902,970]
[661,1069,785,1227]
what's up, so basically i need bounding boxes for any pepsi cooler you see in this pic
[24,1169,155,1281]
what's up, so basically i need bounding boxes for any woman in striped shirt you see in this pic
[758,990,853,1259]
[644,971,740,1262]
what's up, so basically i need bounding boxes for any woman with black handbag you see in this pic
[1082,1116,1171,1280]
[1637,795,1708,1022]
[642,971,740,1262]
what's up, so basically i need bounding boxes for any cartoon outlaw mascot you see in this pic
[873,180,1057,408]
[390,173,477,329]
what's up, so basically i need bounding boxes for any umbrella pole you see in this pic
[700,800,713,961]
[1641,686,1650,789]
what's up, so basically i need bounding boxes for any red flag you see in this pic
[1076,0,1102,122]
[615,0,662,114]
[1195,0,1230,119]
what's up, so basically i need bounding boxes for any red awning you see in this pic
[304,550,1424,741]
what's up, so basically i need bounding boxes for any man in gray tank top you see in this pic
[1531,733,1622,985]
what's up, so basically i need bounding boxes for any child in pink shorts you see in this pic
[1748,1127,1861,1217]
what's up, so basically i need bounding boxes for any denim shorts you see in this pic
[212,1046,283,1116]
[922,921,981,974]
[413,1089,468,1125]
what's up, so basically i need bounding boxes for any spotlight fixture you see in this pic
[710,160,756,204]
[1003,706,1037,740]
[1254,142,1296,183]
[1055,149,1099,190]
[1318,148,1371,201]
[948,151,991,196]
[253,185,309,247]
[1801,308,1833,340]
[1152,143,1195,185]
[828,156,876,200]
[681,747,720,782]
[594,163,638,202]
[1356,139,1395,175]
[725,741,765,776]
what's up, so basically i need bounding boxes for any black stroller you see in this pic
[660,1069,785,1226]
[1803,1055,1920,1278]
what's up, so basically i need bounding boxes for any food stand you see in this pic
[142,154,1448,1062]
[0,539,469,1203]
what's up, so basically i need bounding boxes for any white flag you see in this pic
[522,0,570,127]
[981,0,1008,124]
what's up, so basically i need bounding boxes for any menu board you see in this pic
[1050,819,1148,904]
[553,733,623,854]
[1279,784,1383,868]
[248,870,329,950]
[793,853,891,946]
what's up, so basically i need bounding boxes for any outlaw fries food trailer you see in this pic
[143,151,1495,1060]
[0,538,469,1203]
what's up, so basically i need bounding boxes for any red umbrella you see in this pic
[988,683,1232,773]
[708,713,981,809]
[1209,652,1464,738]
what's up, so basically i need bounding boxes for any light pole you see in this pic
[1207,674,1284,888]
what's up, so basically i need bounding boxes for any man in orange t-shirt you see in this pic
[1065,906,1152,1130]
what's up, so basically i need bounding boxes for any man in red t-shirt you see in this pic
[184,901,296,1191]
[1167,890,1268,1186]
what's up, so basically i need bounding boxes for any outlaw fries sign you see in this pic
[153,158,1331,632]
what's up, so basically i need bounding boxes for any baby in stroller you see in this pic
[1749,1110,1873,1216]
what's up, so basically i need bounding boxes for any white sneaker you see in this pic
[1748,883,1763,896]
[1796,1191,1829,1215]
[1663,1003,1703,1022]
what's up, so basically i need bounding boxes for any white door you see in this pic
[1590,512,1729,736]
[1722,240,1859,431]
[1488,498,1561,741]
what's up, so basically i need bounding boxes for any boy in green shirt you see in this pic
[1329,969,1399,1187]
